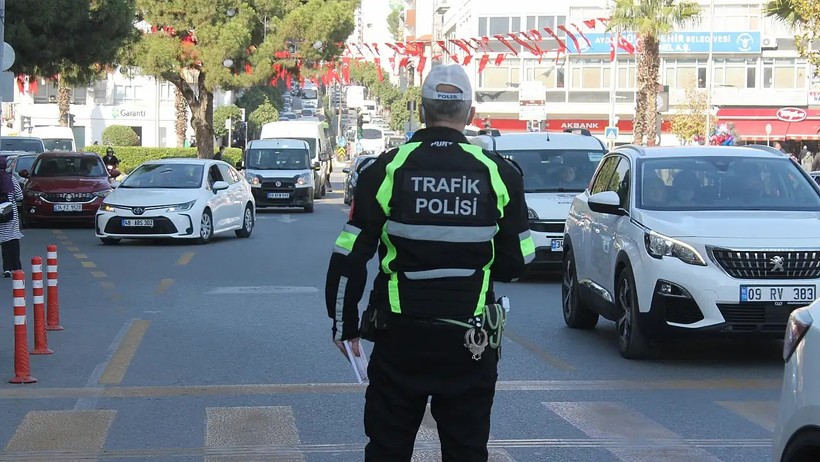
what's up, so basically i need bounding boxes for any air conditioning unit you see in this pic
[762,36,778,50]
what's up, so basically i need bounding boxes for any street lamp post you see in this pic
[704,0,715,144]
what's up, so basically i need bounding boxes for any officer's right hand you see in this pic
[334,337,361,358]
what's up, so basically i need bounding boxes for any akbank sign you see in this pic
[567,31,761,55]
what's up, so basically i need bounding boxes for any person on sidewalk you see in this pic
[0,157,24,278]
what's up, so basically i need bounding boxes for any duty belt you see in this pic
[436,297,510,361]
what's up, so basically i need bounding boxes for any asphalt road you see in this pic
[0,168,784,462]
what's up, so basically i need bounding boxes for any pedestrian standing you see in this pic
[214,146,225,161]
[0,157,24,278]
[324,64,534,461]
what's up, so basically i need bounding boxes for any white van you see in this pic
[470,130,607,269]
[259,121,331,198]
[30,126,76,152]
[359,123,386,155]
[239,139,317,213]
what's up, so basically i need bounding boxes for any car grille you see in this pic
[44,192,94,203]
[716,303,801,333]
[710,248,820,279]
[529,221,565,234]
[104,216,178,235]
[261,179,296,192]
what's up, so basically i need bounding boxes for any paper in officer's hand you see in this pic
[344,340,369,384]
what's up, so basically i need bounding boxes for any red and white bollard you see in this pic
[46,244,63,331]
[10,270,36,384]
[30,256,53,355]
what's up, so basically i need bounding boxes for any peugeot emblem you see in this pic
[275,181,282,187]
[770,255,785,272]
[132,207,145,216]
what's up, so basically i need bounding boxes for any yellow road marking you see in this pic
[98,320,150,385]
[81,261,97,268]
[503,328,575,371]
[91,271,107,278]
[176,252,196,266]
[155,278,174,295]
[67,246,80,252]
[717,400,779,431]
[100,281,115,289]
[5,410,116,453]
[74,253,88,259]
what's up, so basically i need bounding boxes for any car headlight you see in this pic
[100,203,115,212]
[296,172,312,186]
[93,189,112,198]
[25,190,44,198]
[644,231,706,266]
[166,200,196,213]
[246,173,261,187]
[784,307,813,362]
[527,208,539,220]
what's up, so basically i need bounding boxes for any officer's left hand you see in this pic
[334,337,361,359]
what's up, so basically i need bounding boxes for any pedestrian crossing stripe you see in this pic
[0,401,779,460]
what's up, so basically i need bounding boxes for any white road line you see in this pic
[544,402,724,462]
[205,406,304,462]
[207,286,319,295]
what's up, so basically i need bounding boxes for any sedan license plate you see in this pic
[551,239,564,252]
[122,219,154,227]
[740,285,816,303]
[53,203,82,212]
[267,192,290,199]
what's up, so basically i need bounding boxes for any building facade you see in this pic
[418,0,820,146]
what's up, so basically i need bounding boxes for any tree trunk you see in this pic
[643,37,661,147]
[174,87,188,148]
[57,78,71,127]
[172,72,214,158]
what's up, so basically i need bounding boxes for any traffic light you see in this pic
[67,114,75,128]
[287,40,296,54]
[21,116,31,131]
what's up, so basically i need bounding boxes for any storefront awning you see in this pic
[717,108,820,141]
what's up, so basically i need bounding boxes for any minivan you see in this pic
[259,121,331,198]
[30,126,76,152]
[237,139,317,213]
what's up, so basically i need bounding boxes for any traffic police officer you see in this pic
[325,64,534,461]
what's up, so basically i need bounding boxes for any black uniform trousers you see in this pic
[363,315,499,462]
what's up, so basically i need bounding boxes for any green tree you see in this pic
[236,85,285,115]
[102,125,141,146]
[387,1,404,42]
[213,105,244,141]
[765,0,820,76]
[671,80,709,145]
[128,0,357,158]
[608,0,700,146]
[6,0,139,126]
[390,86,421,132]
[249,97,280,138]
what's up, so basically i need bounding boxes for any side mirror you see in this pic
[19,170,29,178]
[235,160,244,170]
[588,191,626,216]
[212,180,230,192]
[342,168,350,174]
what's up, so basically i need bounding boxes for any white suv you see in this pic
[563,145,820,358]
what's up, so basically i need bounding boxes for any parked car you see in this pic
[21,152,119,226]
[96,159,254,244]
[7,152,38,190]
[562,145,820,358]
[342,154,378,205]
[772,302,820,462]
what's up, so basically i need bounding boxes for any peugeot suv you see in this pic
[562,145,820,358]
[21,152,119,225]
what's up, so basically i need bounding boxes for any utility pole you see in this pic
[0,0,6,140]
[704,0,715,144]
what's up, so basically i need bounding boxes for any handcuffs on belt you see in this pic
[437,296,510,361]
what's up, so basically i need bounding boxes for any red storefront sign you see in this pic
[716,107,820,141]
[472,118,673,133]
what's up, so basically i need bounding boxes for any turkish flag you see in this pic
[374,58,384,81]
[494,54,505,66]
[341,57,351,84]
[462,55,473,66]
[478,54,490,73]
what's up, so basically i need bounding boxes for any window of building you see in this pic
[763,59,807,89]
[114,84,144,104]
[525,15,567,34]
[713,58,757,89]
[524,59,566,88]
[478,58,520,88]
[663,59,707,89]
[617,59,637,89]
[32,81,87,105]
[713,4,760,31]
[478,17,521,36]
[159,81,176,102]
[570,59,610,89]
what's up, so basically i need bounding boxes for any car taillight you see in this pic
[784,306,813,362]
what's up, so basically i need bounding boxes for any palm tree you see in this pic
[608,0,700,146]
[764,0,801,27]
[175,86,189,148]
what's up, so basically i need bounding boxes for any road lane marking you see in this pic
[207,286,319,295]
[67,246,80,252]
[176,252,196,266]
[81,261,97,268]
[75,321,135,410]
[98,320,150,385]
[413,404,516,461]
[4,410,116,456]
[503,328,575,371]
[717,401,779,432]
[73,253,88,259]
[90,271,107,278]
[543,402,723,462]
[52,230,63,234]
[0,378,781,400]
[0,438,772,460]
[155,278,174,295]
[100,281,115,289]
[205,406,304,462]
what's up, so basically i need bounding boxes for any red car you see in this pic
[20,152,120,226]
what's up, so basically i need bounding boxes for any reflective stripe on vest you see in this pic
[520,230,536,264]
[385,220,497,243]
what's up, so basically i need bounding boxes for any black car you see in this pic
[6,153,38,190]
[342,155,378,205]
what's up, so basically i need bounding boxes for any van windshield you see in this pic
[247,148,310,170]
[43,139,74,152]
[362,129,382,140]
[498,149,605,193]
[1,138,44,154]
[302,89,318,99]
